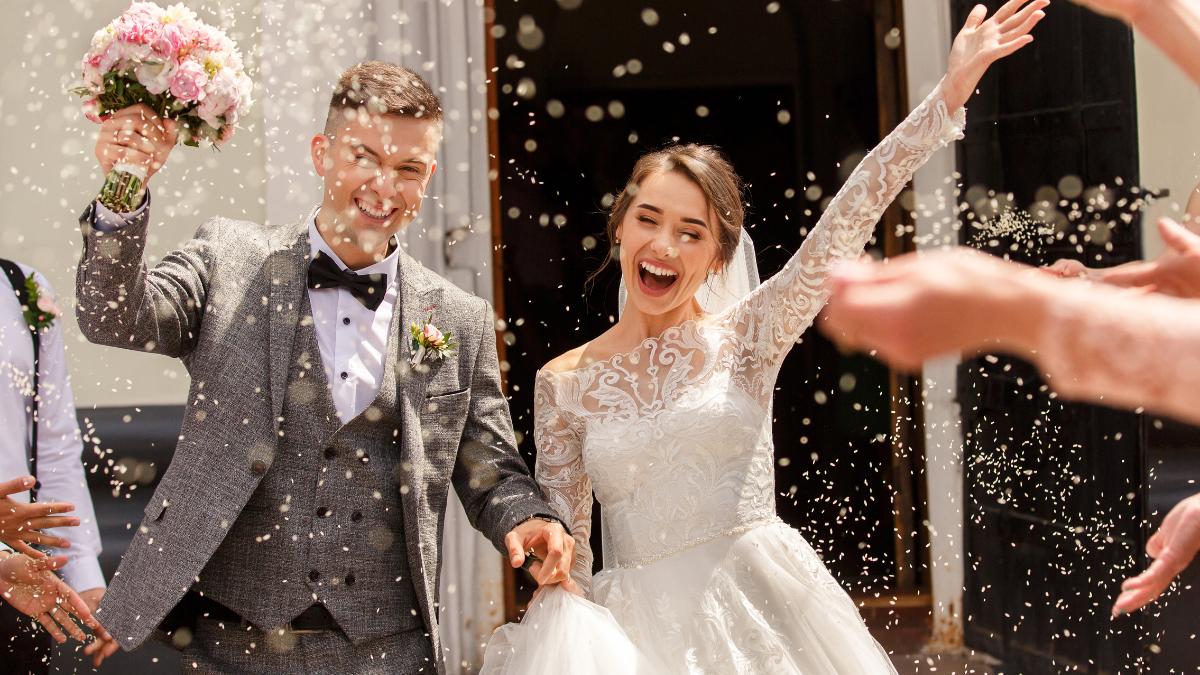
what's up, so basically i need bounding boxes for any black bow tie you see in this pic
[307,251,388,311]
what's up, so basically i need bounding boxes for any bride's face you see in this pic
[616,170,722,317]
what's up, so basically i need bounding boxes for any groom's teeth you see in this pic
[356,200,394,219]
[640,261,677,277]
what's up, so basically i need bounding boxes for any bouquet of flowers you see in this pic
[71,2,253,211]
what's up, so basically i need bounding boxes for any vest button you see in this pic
[345,573,356,586]
[350,510,362,522]
[317,506,331,518]
[250,460,268,475]
[324,447,337,460]
[308,569,319,582]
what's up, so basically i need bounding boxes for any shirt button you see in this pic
[308,569,320,582]
[324,447,338,460]
[250,460,268,475]
[317,506,331,518]
[342,317,351,326]
[345,573,356,586]
[350,510,362,522]
[340,371,348,380]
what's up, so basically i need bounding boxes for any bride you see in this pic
[485,2,1046,672]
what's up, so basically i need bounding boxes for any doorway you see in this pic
[489,0,927,624]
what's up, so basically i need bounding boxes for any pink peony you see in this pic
[169,60,207,103]
[151,21,189,60]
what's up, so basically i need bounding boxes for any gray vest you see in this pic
[194,294,423,642]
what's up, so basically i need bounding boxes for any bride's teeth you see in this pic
[640,261,677,277]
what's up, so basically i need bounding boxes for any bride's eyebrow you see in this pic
[636,203,707,228]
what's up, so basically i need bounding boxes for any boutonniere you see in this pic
[410,312,457,366]
[22,276,59,332]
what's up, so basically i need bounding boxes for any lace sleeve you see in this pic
[1038,285,1200,426]
[532,370,594,595]
[730,80,966,372]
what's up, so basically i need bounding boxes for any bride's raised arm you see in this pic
[728,0,1046,369]
[532,372,594,595]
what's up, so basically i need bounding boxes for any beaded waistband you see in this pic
[612,515,783,569]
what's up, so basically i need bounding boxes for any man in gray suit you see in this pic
[76,62,575,673]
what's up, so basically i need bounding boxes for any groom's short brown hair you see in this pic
[323,61,443,135]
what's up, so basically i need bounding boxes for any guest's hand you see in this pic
[0,550,110,645]
[1095,218,1200,299]
[0,475,78,554]
[1043,258,1095,279]
[1113,493,1200,616]
[1070,0,1149,24]
[94,103,179,182]
[505,518,576,587]
[943,0,1048,111]
[821,248,1048,370]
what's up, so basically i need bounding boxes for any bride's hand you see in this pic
[943,0,1049,111]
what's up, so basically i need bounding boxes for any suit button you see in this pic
[345,573,356,586]
[308,569,319,582]
[317,506,331,518]
[251,460,268,475]
[324,447,337,460]
[350,510,362,522]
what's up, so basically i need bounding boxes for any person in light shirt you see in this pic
[0,261,105,672]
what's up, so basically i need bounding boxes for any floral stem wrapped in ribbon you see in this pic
[71,2,253,211]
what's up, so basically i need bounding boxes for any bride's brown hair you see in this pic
[593,144,745,282]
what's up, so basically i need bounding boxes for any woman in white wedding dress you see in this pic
[483,3,1046,673]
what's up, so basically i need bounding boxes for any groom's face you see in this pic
[311,109,441,255]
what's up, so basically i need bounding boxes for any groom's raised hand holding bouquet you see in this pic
[73,2,252,212]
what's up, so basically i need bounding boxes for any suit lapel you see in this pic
[394,249,441,632]
[267,208,317,429]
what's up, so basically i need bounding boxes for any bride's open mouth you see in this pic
[637,260,679,297]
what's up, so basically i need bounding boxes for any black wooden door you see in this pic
[950,1,1150,671]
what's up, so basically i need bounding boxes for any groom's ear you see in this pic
[310,134,331,178]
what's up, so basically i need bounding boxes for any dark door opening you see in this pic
[490,0,925,620]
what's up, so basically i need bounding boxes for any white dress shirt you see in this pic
[0,264,104,591]
[307,216,402,425]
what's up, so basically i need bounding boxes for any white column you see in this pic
[902,0,965,652]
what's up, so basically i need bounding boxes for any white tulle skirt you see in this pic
[482,521,896,674]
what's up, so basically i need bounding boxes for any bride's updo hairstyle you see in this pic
[597,144,745,280]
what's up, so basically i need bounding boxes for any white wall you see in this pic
[0,0,266,408]
[1135,34,1200,254]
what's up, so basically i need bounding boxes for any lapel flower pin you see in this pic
[410,313,456,366]
[23,276,60,332]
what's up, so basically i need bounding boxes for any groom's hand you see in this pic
[505,518,575,587]
[95,103,179,183]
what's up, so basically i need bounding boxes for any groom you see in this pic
[76,62,574,672]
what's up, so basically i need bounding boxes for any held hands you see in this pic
[94,103,179,183]
[0,476,78,556]
[1113,493,1200,616]
[944,0,1048,111]
[505,518,576,588]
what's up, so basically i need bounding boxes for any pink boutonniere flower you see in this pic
[23,277,59,332]
[410,314,456,366]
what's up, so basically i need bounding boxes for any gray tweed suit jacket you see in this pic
[75,202,557,669]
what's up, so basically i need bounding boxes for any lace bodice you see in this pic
[535,83,966,594]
